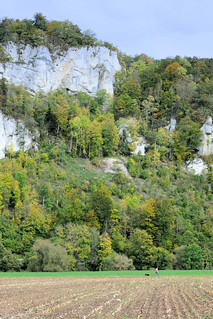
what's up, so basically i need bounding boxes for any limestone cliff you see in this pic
[0,110,35,159]
[199,117,213,156]
[0,42,121,96]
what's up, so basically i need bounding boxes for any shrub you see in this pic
[102,252,135,270]
[127,158,142,177]
[152,247,172,269]
[181,244,204,270]
[27,239,70,272]
[0,243,21,271]
[113,171,129,185]
[173,244,204,270]
[140,168,149,179]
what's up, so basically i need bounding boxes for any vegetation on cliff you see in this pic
[0,13,117,51]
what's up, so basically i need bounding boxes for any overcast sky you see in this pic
[1,0,213,59]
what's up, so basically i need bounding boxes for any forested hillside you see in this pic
[0,14,213,272]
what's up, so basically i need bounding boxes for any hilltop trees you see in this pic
[0,14,117,50]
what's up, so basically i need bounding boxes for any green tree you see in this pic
[173,117,202,160]
[127,228,154,270]
[181,244,203,270]
[33,13,48,31]
[152,198,175,246]
[152,247,172,269]
[65,223,94,261]
[101,114,119,156]
[89,185,114,232]
[27,239,70,272]
[102,252,134,270]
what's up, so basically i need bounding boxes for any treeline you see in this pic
[0,13,116,51]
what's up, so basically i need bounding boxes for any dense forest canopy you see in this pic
[0,14,213,272]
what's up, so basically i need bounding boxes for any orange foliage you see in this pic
[164,62,181,73]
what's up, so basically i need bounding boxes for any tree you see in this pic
[181,244,203,270]
[27,239,70,272]
[102,252,134,270]
[127,228,155,270]
[65,223,93,261]
[33,13,48,31]
[22,190,50,236]
[173,116,202,160]
[52,94,70,133]
[114,93,139,119]
[88,119,103,158]
[152,247,172,269]
[0,18,13,43]
[164,62,187,80]
[111,230,126,253]
[0,241,21,271]
[89,185,114,232]
[62,187,84,223]
[101,114,119,156]
[141,95,158,127]
[152,198,175,246]
[140,198,157,237]
[69,108,90,156]
[98,232,113,269]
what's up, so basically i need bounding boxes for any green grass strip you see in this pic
[0,270,213,278]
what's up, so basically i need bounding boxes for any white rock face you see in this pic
[0,111,34,159]
[101,157,130,176]
[118,118,149,155]
[0,42,121,96]
[165,118,176,132]
[199,117,213,156]
[134,137,148,156]
[187,158,208,175]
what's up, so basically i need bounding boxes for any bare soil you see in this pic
[0,276,212,319]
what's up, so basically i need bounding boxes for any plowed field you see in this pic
[0,276,212,318]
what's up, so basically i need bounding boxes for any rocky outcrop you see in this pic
[187,158,208,175]
[165,118,176,132]
[101,157,130,176]
[199,117,213,156]
[118,118,149,155]
[134,137,149,156]
[0,42,121,96]
[0,110,34,159]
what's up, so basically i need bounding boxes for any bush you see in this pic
[157,166,169,177]
[102,253,135,271]
[127,158,142,177]
[27,239,70,272]
[113,171,129,185]
[140,168,149,179]
[173,244,204,270]
[181,244,204,270]
[0,243,21,271]
[152,247,172,269]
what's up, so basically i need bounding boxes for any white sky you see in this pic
[1,0,213,59]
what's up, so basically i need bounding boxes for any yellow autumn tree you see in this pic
[140,198,157,238]
[98,232,113,269]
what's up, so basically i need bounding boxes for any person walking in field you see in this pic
[155,267,159,276]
